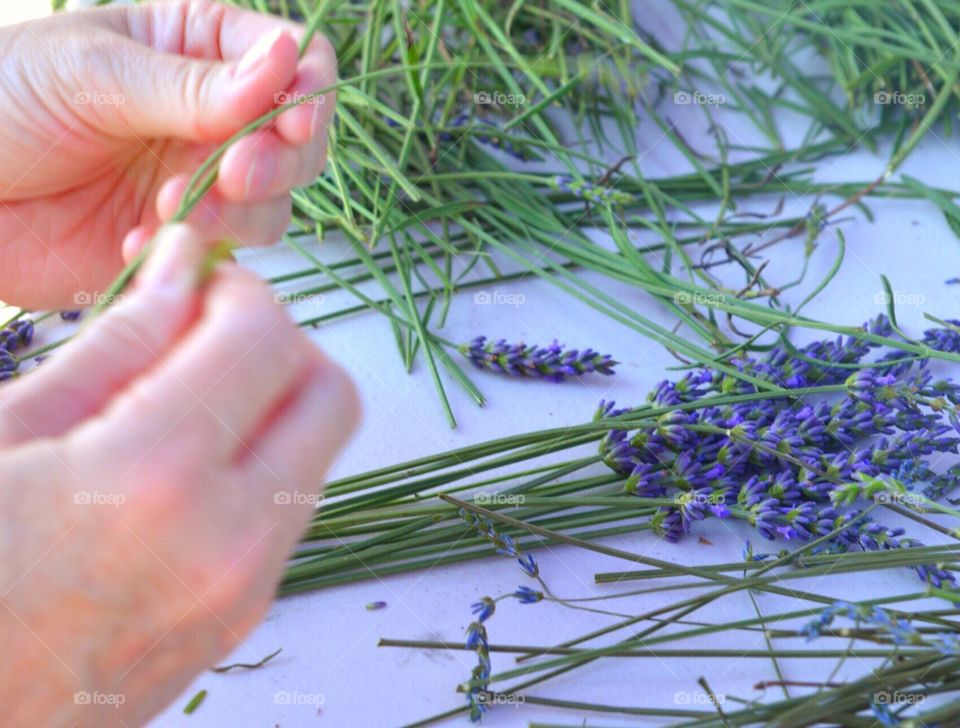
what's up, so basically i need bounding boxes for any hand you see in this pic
[0,225,359,725]
[0,0,336,309]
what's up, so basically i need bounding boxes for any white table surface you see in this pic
[149,97,960,728]
[7,3,956,727]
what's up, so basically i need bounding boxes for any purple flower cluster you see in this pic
[0,319,32,381]
[460,336,616,382]
[598,314,960,587]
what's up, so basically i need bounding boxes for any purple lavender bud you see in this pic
[517,554,539,578]
[471,597,496,623]
[60,310,82,321]
[9,320,33,346]
[465,622,488,650]
[514,586,543,604]
[460,336,616,382]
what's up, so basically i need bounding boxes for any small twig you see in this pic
[211,648,283,673]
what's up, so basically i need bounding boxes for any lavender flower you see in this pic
[471,597,496,623]
[518,554,539,578]
[460,336,616,382]
[60,310,82,322]
[514,586,543,604]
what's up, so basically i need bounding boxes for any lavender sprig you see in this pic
[459,509,543,722]
[460,336,616,382]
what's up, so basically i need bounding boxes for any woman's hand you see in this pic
[0,225,359,726]
[0,0,335,309]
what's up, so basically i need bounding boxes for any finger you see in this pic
[121,226,154,264]
[157,176,293,246]
[240,354,359,492]
[216,130,323,203]
[0,225,212,446]
[96,23,300,141]
[273,36,338,147]
[102,1,338,143]
[239,355,359,552]
[98,264,315,465]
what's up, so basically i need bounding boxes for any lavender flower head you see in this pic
[460,336,616,382]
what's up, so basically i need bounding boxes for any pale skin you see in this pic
[0,1,359,725]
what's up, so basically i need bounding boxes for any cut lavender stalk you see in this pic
[459,336,616,382]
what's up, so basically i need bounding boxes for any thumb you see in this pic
[104,29,300,141]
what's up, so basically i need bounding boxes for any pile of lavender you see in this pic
[598,314,960,587]
[460,336,617,382]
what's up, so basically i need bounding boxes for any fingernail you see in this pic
[244,151,277,198]
[237,30,286,78]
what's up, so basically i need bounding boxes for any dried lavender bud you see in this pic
[460,336,616,382]
[60,310,82,321]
